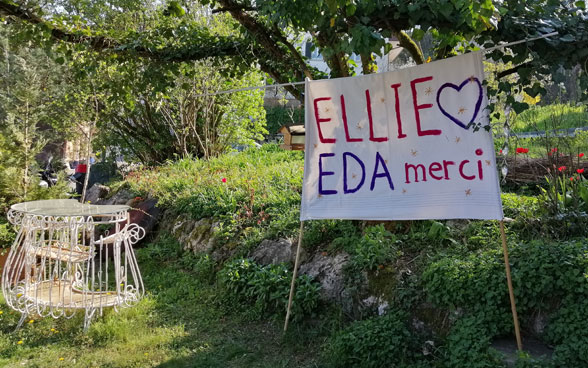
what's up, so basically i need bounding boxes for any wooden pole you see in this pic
[284,221,305,332]
[499,220,523,351]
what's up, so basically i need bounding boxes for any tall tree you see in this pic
[0,30,68,206]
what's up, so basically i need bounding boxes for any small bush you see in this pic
[323,309,420,368]
[142,233,184,262]
[424,239,588,366]
[303,219,360,252]
[443,316,504,368]
[0,220,15,250]
[179,253,217,284]
[545,297,588,366]
[219,258,320,321]
[352,225,401,270]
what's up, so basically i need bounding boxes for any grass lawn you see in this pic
[494,103,588,159]
[511,103,588,133]
[0,243,322,368]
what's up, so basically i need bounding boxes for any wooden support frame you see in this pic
[284,221,304,332]
[499,220,523,351]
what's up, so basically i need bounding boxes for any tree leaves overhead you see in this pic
[1,0,587,104]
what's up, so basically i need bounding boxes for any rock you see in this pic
[128,198,161,237]
[85,183,110,204]
[169,215,218,253]
[299,252,351,303]
[361,295,389,316]
[97,186,135,206]
[250,238,299,265]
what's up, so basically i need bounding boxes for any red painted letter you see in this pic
[405,163,427,183]
[341,95,362,142]
[314,97,336,143]
[429,162,444,180]
[390,83,406,139]
[410,76,441,136]
[459,160,476,181]
[366,90,388,142]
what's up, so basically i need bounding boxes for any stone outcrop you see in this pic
[250,238,300,265]
[299,252,351,302]
[85,183,110,204]
[94,185,160,244]
[96,186,135,206]
[128,198,161,236]
[164,214,219,253]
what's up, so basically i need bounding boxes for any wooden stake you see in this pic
[499,220,523,351]
[284,221,305,332]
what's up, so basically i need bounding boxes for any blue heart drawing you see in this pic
[436,77,483,130]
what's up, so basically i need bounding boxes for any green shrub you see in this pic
[219,258,320,321]
[501,193,542,219]
[303,219,360,252]
[179,253,217,284]
[323,309,421,368]
[265,105,303,136]
[142,233,184,262]
[424,239,588,323]
[545,298,588,366]
[0,220,15,250]
[443,316,504,368]
[424,239,588,366]
[510,241,588,313]
[423,248,511,332]
[352,225,401,270]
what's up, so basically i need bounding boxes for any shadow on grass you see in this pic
[0,245,324,368]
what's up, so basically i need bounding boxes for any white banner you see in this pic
[300,52,503,221]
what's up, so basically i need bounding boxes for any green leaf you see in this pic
[412,28,425,41]
[511,101,529,114]
[346,4,356,16]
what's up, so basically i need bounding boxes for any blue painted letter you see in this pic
[343,152,366,194]
[370,152,394,191]
[319,153,338,195]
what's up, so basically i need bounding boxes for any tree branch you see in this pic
[394,30,424,65]
[497,61,532,79]
[271,23,314,80]
[0,0,245,61]
[212,5,256,13]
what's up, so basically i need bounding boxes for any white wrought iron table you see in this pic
[1,199,145,331]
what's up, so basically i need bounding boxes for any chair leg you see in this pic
[83,308,96,333]
[14,313,27,332]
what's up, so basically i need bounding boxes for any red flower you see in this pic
[570,177,575,181]
[515,147,526,154]
[221,178,227,183]
[577,168,585,174]
[558,166,567,172]
[551,148,558,153]
[579,153,585,158]
[499,149,503,155]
